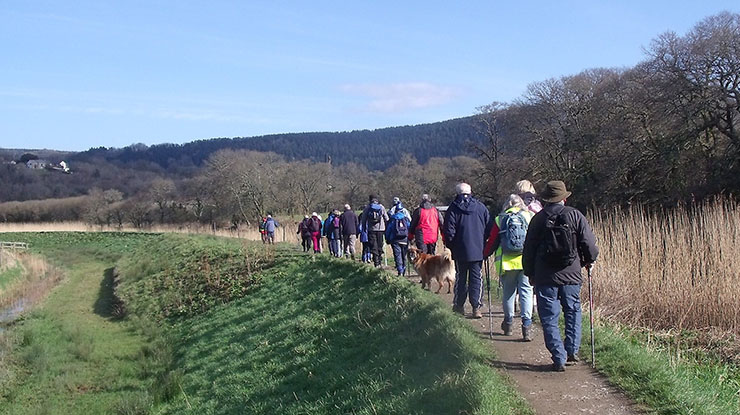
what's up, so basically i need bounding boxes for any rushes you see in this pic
[591,197,740,337]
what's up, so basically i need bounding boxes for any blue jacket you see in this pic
[385,210,410,244]
[442,194,492,262]
[265,218,278,233]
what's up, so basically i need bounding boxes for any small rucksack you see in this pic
[393,213,409,238]
[543,206,578,267]
[500,210,528,254]
[367,206,382,225]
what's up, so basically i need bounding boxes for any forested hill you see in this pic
[71,116,484,172]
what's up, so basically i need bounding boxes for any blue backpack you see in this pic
[500,210,528,254]
[387,211,409,241]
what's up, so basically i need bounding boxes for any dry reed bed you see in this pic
[0,250,64,312]
[590,198,740,339]
[0,221,273,241]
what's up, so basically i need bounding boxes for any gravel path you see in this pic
[405,271,645,415]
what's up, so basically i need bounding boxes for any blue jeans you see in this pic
[536,284,582,365]
[501,270,533,327]
[453,261,483,308]
[329,239,340,257]
[391,242,408,274]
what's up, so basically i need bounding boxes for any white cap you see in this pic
[456,182,472,195]
[311,212,318,217]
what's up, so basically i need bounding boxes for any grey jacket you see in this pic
[522,203,599,286]
[362,202,390,232]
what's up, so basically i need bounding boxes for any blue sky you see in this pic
[1,1,738,151]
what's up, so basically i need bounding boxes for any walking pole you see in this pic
[485,259,492,339]
[587,265,595,368]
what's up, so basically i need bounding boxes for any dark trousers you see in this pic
[414,238,436,255]
[391,242,408,275]
[368,231,385,266]
[301,236,312,252]
[453,260,483,309]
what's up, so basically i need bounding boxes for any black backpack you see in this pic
[542,206,578,268]
[366,206,382,226]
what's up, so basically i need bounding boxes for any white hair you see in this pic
[456,182,472,195]
[515,180,535,195]
[501,194,527,212]
[344,204,351,210]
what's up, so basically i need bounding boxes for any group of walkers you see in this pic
[283,178,599,372]
[294,196,443,278]
[444,179,598,372]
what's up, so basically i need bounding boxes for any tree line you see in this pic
[476,12,740,208]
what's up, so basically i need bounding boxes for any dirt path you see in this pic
[404,272,644,415]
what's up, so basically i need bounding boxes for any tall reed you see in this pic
[590,197,740,335]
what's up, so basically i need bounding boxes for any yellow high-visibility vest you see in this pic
[494,207,533,275]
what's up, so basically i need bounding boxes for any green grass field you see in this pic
[2,232,738,414]
[0,233,531,414]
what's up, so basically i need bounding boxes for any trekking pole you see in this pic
[485,259,492,339]
[587,265,595,368]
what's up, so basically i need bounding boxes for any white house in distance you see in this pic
[24,159,71,173]
[26,159,48,169]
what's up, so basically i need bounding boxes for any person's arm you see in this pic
[442,209,457,247]
[522,213,542,277]
[576,211,599,266]
[483,221,500,258]
[408,208,420,236]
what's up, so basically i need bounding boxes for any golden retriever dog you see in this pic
[408,246,456,294]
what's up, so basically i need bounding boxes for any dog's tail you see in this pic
[443,248,452,261]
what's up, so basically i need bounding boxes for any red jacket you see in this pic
[409,202,444,245]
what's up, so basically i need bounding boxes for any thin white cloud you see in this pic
[340,82,461,113]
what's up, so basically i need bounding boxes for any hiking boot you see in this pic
[501,321,513,336]
[452,304,465,315]
[472,307,483,319]
[522,325,533,342]
[551,363,566,372]
[566,354,580,365]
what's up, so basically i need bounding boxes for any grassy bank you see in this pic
[2,233,530,414]
[153,254,530,415]
[580,320,740,414]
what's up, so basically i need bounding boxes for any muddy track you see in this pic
[403,271,646,415]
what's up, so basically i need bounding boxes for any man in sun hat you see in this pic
[522,180,599,372]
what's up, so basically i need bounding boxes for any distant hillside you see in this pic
[70,116,484,171]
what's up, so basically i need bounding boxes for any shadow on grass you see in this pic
[93,267,116,318]
[161,254,525,415]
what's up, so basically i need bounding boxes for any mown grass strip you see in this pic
[0,232,159,414]
[155,253,531,415]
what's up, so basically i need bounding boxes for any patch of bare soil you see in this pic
[405,272,646,415]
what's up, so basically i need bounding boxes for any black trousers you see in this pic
[415,238,437,255]
[368,231,385,266]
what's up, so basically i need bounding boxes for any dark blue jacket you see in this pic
[442,194,492,262]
